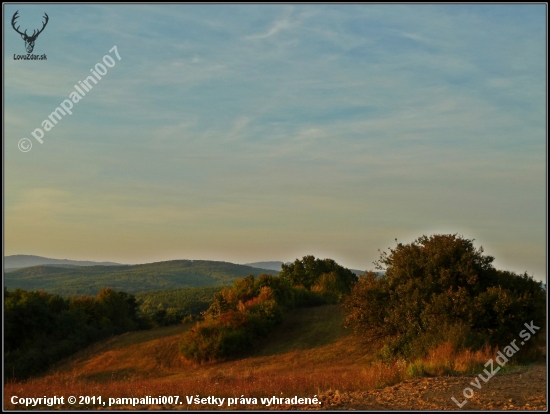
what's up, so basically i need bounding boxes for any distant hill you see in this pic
[4,260,278,296]
[5,255,120,270]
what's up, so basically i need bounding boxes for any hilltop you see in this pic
[4,260,278,296]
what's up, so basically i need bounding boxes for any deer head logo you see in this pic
[12,10,49,54]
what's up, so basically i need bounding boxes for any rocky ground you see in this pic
[277,363,546,410]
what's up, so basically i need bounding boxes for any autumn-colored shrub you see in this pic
[180,273,341,362]
[180,278,289,362]
[180,318,253,362]
[181,256,360,363]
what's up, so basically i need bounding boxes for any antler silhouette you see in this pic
[11,10,26,37]
[11,11,49,53]
[29,12,49,41]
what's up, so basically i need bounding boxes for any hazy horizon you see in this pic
[5,4,546,282]
[3,253,339,269]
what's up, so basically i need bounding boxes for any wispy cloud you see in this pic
[4,4,546,277]
[245,7,294,40]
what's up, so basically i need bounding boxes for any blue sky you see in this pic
[4,4,546,280]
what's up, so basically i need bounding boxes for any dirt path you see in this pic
[276,363,546,410]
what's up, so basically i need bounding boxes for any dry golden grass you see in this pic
[3,306,529,410]
[405,342,498,378]
[5,306,372,409]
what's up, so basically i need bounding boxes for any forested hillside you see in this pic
[4,260,278,296]
[136,286,223,326]
[4,287,146,380]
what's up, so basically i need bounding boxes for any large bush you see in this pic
[180,275,291,362]
[344,234,546,359]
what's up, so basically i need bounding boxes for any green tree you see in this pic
[95,288,140,332]
[344,234,546,358]
[279,255,357,293]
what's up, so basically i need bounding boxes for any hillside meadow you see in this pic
[6,304,541,410]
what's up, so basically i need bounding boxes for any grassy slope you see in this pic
[49,305,367,380]
[4,260,278,296]
[5,305,544,410]
[6,305,383,409]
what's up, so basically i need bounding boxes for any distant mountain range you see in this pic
[5,255,120,270]
[4,255,368,296]
[4,258,279,296]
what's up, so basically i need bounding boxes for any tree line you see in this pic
[4,287,148,380]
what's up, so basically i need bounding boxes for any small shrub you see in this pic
[407,360,426,377]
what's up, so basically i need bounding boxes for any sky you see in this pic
[4,4,547,281]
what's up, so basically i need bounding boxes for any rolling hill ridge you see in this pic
[4,260,278,296]
[5,254,120,270]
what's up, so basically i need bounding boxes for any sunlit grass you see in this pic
[4,306,543,410]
